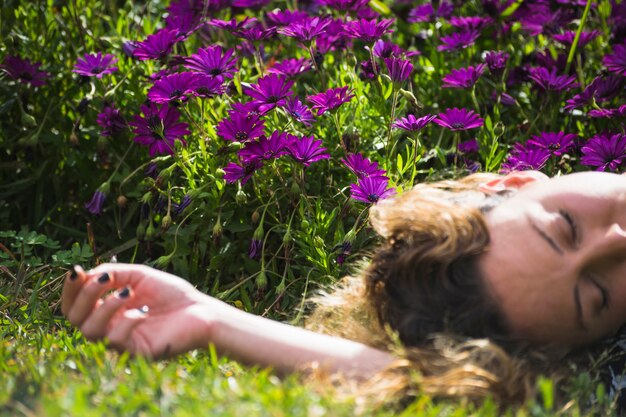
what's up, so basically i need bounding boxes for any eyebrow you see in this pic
[573,283,587,331]
[530,221,564,255]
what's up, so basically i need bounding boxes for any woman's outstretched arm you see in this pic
[61,263,393,379]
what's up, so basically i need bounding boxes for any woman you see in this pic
[61,170,626,404]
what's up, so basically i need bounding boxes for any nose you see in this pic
[586,223,626,264]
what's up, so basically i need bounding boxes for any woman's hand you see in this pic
[61,263,216,359]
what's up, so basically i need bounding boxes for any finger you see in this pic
[66,270,117,327]
[106,309,148,354]
[61,265,87,316]
[80,287,133,341]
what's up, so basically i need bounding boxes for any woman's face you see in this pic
[479,172,626,346]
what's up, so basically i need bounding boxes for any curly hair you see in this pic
[305,174,570,405]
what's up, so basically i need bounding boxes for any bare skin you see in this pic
[62,263,393,377]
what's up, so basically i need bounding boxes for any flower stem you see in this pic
[385,90,400,168]
[564,0,593,74]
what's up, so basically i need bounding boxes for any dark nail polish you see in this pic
[97,273,110,284]
[118,287,130,298]
[69,267,78,281]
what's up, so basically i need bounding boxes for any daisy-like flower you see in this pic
[500,144,551,173]
[216,112,265,142]
[232,22,276,42]
[183,45,239,79]
[393,114,436,131]
[343,18,395,43]
[232,0,271,9]
[526,131,577,156]
[341,153,387,179]
[350,176,396,204]
[528,66,578,92]
[191,75,226,99]
[278,16,332,44]
[172,194,192,217]
[129,103,191,156]
[85,189,107,215]
[383,57,413,84]
[519,5,574,36]
[223,160,264,185]
[307,86,355,115]
[359,60,379,80]
[267,58,312,78]
[371,40,415,59]
[581,132,626,172]
[458,138,479,154]
[208,17,258,32]
[437,30,480,52]
[0,55,49,86]
[434,108,484,131]
[565,76,624,110]
[553,30,600,48]
[96,104,126,136]
[407,1,454,23]
[603,43,626,76]
[147,72,198,104]
[286,135,330,166]
[73,52,118,78]
[239,130,291,163]
[133,29,179,61]
[243,73,294,114]
[317,0,369,11]
[484,50,509,77]
[449,16,493,31]
[284,97,315,127]
[266,9,308,27]
[442,64,486,89]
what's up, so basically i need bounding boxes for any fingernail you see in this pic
[69,266,78,281]
[118,287,130,298]
[97,273,110,284]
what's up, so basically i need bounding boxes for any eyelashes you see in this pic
[559,209,578,247]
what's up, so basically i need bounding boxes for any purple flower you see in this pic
[0,55,49,86]
[371,40,415,59]
[129,103,191,156]
[232,0,271,9]
[500,143,551,173]
[192,75,226,99]
[317,0,369,11]
[96,104,126,136]
[147,72,198,104]
[341,153,386,179]
[268,58,312,78]
[217,112,265,143]
[449,16,493,31]
[85,189,107,215]
[458,138,479,154]
[392,114,436,131]
[286,135,330,166]
[165,11,203,41]
[350,176,395,204]
[384,57,413,84]
[587,107,626,119]
[278,16,332,43]
[359,60,379,80]
[284,97,315,127]
[307,86,355,115]
[604,43,626,76]
[248,238,262,259]
[243,74,294,114]
[434,108,484,131]
[132,29,179,61]
[232,22,276,42]
[565,76,624,110]
[553,30,600,48]
[528,67,578,92]
[526,131,577,156]
[437,30,480,52]
[266,9,308,27]
[172,194,192,216]
[223,160,264,184]
[581,132,626,172]
[208,17,258,32]
[442,64,486,89]
[343,18,395,43]
[519,5,574,36]
[183,45,239,79]
[73,52,118,78]
[484,51,509,77]
[335,241,352,265]
[239,130,291,162]
[407,1,454,23]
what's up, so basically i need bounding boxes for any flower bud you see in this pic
[314,235,325,248]
[141,191,153,204]
[255,270,267,289]
[161,214,172,230]
[145,221,156,241]
[251,209,260,224]
[116,195,128,208]
[215,168,226,179]
[235,189,248,205]
[301,219,310,230]
[136,221,147,239]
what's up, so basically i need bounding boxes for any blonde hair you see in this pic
[306,173,568,406]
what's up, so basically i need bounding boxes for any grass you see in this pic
[0,265,620,417]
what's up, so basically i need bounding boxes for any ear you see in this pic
[478,171,549,194]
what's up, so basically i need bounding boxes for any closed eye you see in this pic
[559,209,579,248]
[588,273,610,312]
